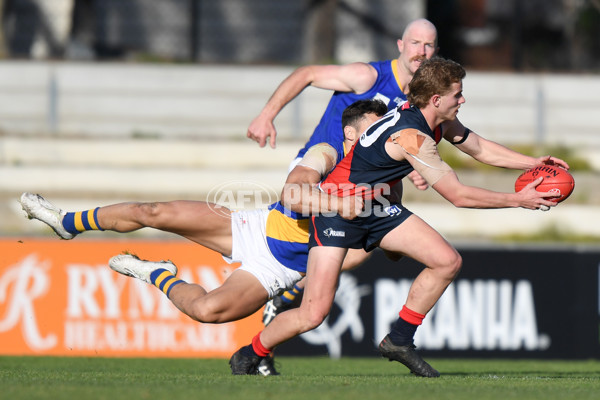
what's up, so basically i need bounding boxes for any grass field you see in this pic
[1,356,600,400]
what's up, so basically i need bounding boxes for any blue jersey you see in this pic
[320,104,442,199]
[295,59,407,163]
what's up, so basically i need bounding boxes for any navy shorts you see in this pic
[308,202,413,252]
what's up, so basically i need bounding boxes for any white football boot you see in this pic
[20,192,75,240]
[109,254,178,284]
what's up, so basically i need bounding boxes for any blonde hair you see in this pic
[407,58,465,109]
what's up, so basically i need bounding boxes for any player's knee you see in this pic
[190,300,222,323]
[443,251,462,280]
[305,314,326,331]
[431,249,462,281]
[191,301,214,322]
[133,202,167,226]
[194,311,220,324]
[300,307,329,331]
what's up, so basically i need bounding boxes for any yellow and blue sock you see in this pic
[62,208,104,235]
[279,284,303,304]
[150,268,184,297]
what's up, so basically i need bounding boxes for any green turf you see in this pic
[1,356,599,400]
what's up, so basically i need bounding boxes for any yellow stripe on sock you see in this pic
[87,210,99,230]
[74,212,85,232]
[153,270,173,288]
[161,277,177,295]
[282,291,296,301]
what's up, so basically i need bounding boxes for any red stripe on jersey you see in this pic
[320,147,402,200]
[320,146,355,196]
[311,216,323,246]
[401,102,411,110]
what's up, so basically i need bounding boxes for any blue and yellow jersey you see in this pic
[265,201,310,274]
[295,59,408,164]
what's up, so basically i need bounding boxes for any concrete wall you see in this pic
[0,62,330,140]
[1,61,599,148]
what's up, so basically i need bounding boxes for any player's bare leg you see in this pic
[20,193,234,256]
[97,200,233,255]
[110,254,268,323]
[263,246,346,345]
[379,214,461,315]
[168,269,269,323]
[230,246,347,374]
[262,247,370,325]
[376,214,461,377]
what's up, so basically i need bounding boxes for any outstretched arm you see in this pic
[443,118,570,170]
[247,63,378,148]
[386,128,560,210]
[432,171,558,210]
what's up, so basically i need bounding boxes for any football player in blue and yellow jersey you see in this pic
[247,18,438,164]
[18,99,388,375]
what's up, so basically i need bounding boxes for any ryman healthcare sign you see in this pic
[0,239,262,358]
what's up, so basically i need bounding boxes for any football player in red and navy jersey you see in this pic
[233,57,570,377]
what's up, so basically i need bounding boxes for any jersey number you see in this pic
[359,109,401,148]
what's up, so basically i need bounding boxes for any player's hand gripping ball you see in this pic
[515,165,575,203]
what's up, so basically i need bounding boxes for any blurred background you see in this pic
[0,0,598,242]
[0,0,599,360]
[1,0,599,69]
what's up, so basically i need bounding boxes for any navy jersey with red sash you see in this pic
[319,103,442,199]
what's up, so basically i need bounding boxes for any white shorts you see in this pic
[223,208,303,298]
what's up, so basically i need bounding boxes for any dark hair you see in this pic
[342,99,388,129]
[407,57,466,109]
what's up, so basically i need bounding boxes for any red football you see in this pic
[514,165,575,203]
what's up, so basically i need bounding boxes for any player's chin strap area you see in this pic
[539,205,550,211]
